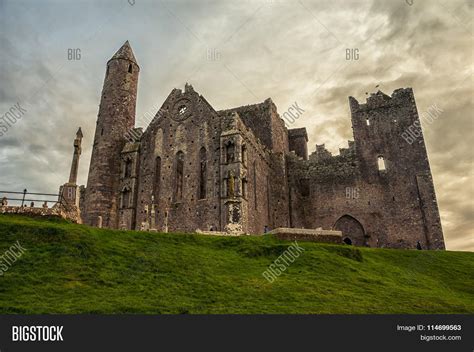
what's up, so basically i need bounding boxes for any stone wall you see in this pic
[288,89,445,249]
[0,204,80,223]
[134,84,222,233]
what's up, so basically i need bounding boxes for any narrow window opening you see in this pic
[124,159,132,178]
[154,157,161,200]
[121,189,130,209]
[241,144,247,166]
[242,178,247,198]
[378,156,386,171]
[226,142,235,164]
[175,151,184,201]
[128,64,133,73]
[199,147,207,199]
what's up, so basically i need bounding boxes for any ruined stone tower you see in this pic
[82,41,139,228]
[348,89,444,249]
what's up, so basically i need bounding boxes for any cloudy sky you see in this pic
[0,0,472,250]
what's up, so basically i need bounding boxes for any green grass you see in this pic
[0,214,473,314]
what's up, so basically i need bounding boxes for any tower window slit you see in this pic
[377,156,386,171]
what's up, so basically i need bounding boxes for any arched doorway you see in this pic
[334,215,366,246]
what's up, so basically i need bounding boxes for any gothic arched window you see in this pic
[175,151,184,201]
[199,147,207,199]
[124,158,133,178]
[241,144,247,166]
[226,142,235,164]
[121,188,131,209]
[242,177,247,198]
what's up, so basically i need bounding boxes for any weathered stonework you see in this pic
[82,41,139,229]
[78,41,445,250]
[0,204,80,223]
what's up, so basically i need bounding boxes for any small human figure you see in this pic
[264,225,269,234]
[1,197,7,206]
[42,201,48,209]
[416,241,422,250]
[30,201,34,208]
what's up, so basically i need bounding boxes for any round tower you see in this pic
[83,41,140,228]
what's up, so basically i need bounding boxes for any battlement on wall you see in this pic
[288,143,358,183]
[349,88,415,112]
[308,141,355,162]
[218,98,272,123]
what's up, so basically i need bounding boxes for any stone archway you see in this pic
[334,215,366,246]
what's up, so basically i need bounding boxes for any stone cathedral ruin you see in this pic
[64,41,444,249]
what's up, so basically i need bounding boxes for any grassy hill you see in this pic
[0,214,472,314]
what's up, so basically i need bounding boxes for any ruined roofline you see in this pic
[169,83,218,115]
[307,140,355,161]
[349,87,414,112]
[217,97,274,115]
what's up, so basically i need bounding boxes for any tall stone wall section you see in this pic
[288,89,445,249]
[134,85,222,232]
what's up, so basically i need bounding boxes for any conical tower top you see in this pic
[76,127,83,139]
[109,40,137,64]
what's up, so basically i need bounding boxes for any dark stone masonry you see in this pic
[77,41,445,249]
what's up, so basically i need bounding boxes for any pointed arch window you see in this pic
[175,151,184,201]
[242,177,247,198]
[241,144,247,166]
[124,159,133,178]
[199,147,207,199]
[128,64,133,73]
[225,142,235,164]
[121,188,131,209]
